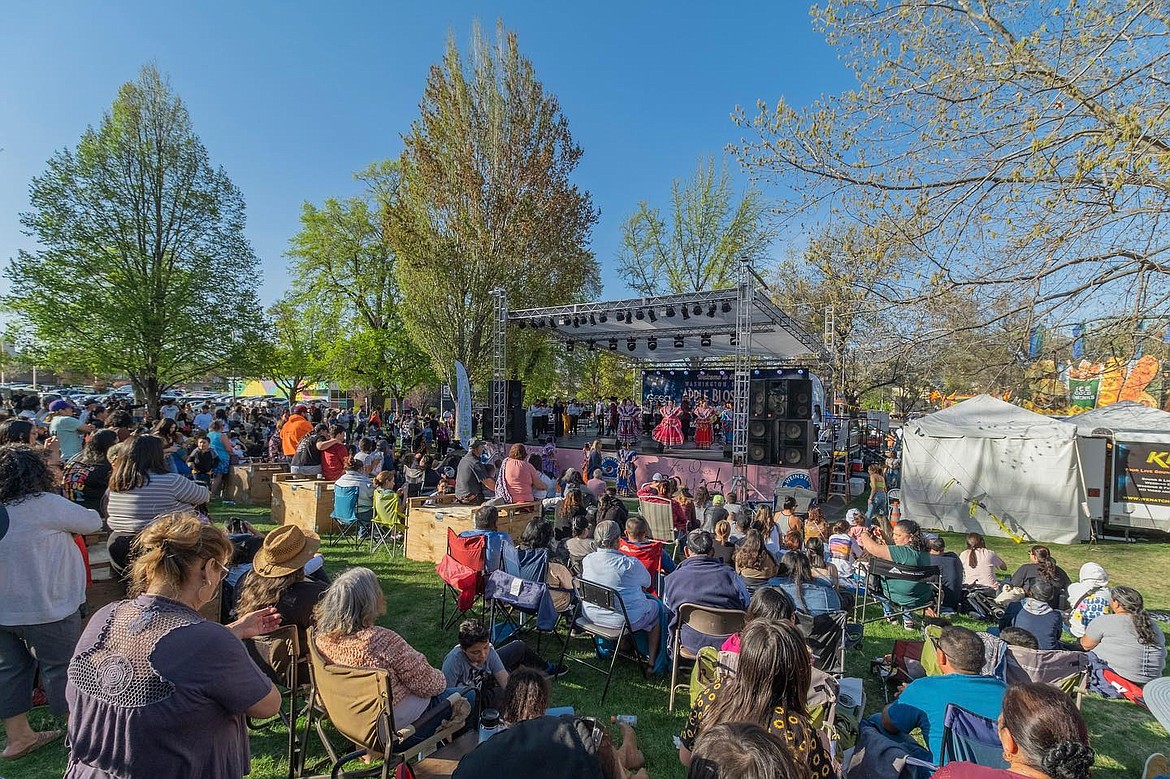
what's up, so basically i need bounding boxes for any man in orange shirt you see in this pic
[280,404,313,457]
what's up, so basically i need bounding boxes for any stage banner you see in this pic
[642,370,734,407]
[1114,441,1170,506]
[454,361,473,444]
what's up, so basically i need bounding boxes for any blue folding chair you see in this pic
[939,703,1007,768]
[329,485,364,547]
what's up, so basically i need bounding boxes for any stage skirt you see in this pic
[694,420,714,448]
[652,416,684,447]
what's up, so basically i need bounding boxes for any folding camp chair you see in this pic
[616,536,666,596]
[939,703,1007,768]
[668,604,746,711]
[485,547,569,650]
[854,557,942,627]
[303,628,471,778]
[797,609,848,677]
[558,578,649,703]
[1002,645,1091,709]
[369,489,407,557]
[437,528,487,630]
[638,500,679,556]
[329,485,364,547]
[244,626,305,779]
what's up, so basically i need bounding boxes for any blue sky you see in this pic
[0,1,852,306]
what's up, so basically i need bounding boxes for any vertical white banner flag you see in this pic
[455,360,473,444]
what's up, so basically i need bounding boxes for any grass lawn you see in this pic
[3,500,1168,778]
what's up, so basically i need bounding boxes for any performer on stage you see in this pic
[719,402,734,447]
[652,400,684,450]
[608,397,619,437]
[540,437,558,477]
[616,397,641,449]
[693,398,715,449]
[615,447,637,496]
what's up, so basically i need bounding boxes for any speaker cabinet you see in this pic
[748,418,778,464]
[786,379,812,419]
[777,420,815,467]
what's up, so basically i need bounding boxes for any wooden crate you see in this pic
[225,462,289,505]
[271,473,338,535]
[406,500,539,565]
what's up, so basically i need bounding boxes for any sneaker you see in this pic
[545,662,569,679]
[902,616,917,630]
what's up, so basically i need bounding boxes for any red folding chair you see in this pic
[437,528,487,630]
[617,537,664,596]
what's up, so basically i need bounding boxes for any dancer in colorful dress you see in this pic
[693,398,715,449]
[719,402,735,446]
[652,400,684,450]
[540,437,558,477]
[616,447,638,496]
[616,397,641,449]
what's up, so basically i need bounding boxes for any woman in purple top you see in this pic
[65,513,282,778]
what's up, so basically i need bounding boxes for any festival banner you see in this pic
[642,370,734,407]
[1114,441,1170,506]
[454,361,473,444]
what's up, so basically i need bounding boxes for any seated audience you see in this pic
[334,455,375,523]
[846,507,868,542]
[61,428,120,514]
[927,535,964,612]
[962,532,1007,590]
[933,682,1093,779]
[1080,585,1166,689]
[581,520,662,670]
[804,536,838,589]
[441,621,564,710]
[686,722,806,779]
[767,551,841,615]
[460,505,520,576]
[827,520,863,580]
[735,528,779,585]
[876,625,1007,762]
[235,525,328,643]
[500,667,552,727]
[1010,545,1071,609]
[856,519,935,628]
[1000,580,1063,650]
[727,508,747,545]
[999,626,1040,650]
[663,530,750,654]
[617,515,676,582]
[564,513,597,576]
[452,714,643,779]
[678,621,833,776]
[803,506,828,542]
[105,434,211,575]
[1067,562,1111,638]
[455,438,495,505]
[702,497,729,534]
[711,519,736,566]
[65,513,281,777]
[516,518,574,612]
[585,469,607,501]
[314,567,469,747]
[721,587,797,654]
[596,489,629,527]
[499,444,548,504]
[553,488,589,540]
[773,496,802,538]
[1,444,102,760]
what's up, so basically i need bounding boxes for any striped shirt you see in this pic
[106,472,210,533]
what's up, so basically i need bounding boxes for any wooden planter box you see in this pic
[226,462,289,505]
[405,500,539,565]
[271,473,339,535]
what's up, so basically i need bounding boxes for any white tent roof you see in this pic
[1066,401,1170,442]
[909,394,1074,440]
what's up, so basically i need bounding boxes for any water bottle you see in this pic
[478,708,502,743]
[611,714,637,727]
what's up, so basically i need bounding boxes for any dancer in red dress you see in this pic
[652,400,684,449]
[693,398,715,449]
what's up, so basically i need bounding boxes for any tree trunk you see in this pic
[140,375,161,420]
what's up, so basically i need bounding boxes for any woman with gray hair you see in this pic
[580,520,663,670]
[313,568,470,745]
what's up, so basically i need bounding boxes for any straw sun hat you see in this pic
[252,525,320,578]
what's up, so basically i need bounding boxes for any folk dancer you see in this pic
[692,399,715,449]
[719,402,734,447]
[616,447,638,496]
[652,400,685,451]
[616,397,641,449]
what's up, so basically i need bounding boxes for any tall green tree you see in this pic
[733,0,1170,349]
[286,162,436,405]
[259,297,332,402]
[617,157,772,295]
[387,20,600,388]
[5,64,263,416]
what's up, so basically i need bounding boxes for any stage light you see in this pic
[608,339,618,351]
[707,305,717,317]
[625,310,633,323]
[589,313,596,326]
[648,309,657,322]
[567,341,575,352]
[721,301,731,313]
[627,339,637,352]
[562,315,572,326]
[532,318,543,328]
[635,309,645,321]
[674,336,685,348]
[730,335,738,346]
[648,337,657,351]
[516,320,526,329]
[692,304,702,315]
[665,305,675,317]
[701,335,712,347]
[616,312,625,323]
[598,313,607,323]
[572,316,581,328]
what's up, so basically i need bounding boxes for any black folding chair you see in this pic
[796,609,848,677]
[854,558,943,626]
[557,578,649,703]
[243,625,304,779]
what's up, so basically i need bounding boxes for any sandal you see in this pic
[2,729,63,760]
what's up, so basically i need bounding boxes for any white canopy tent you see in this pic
[900,395,1090,544]
[1066,401,1170,443]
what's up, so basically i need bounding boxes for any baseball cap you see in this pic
[652,472,664,482]
[48,399,76,412]
[293,404,308,414]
